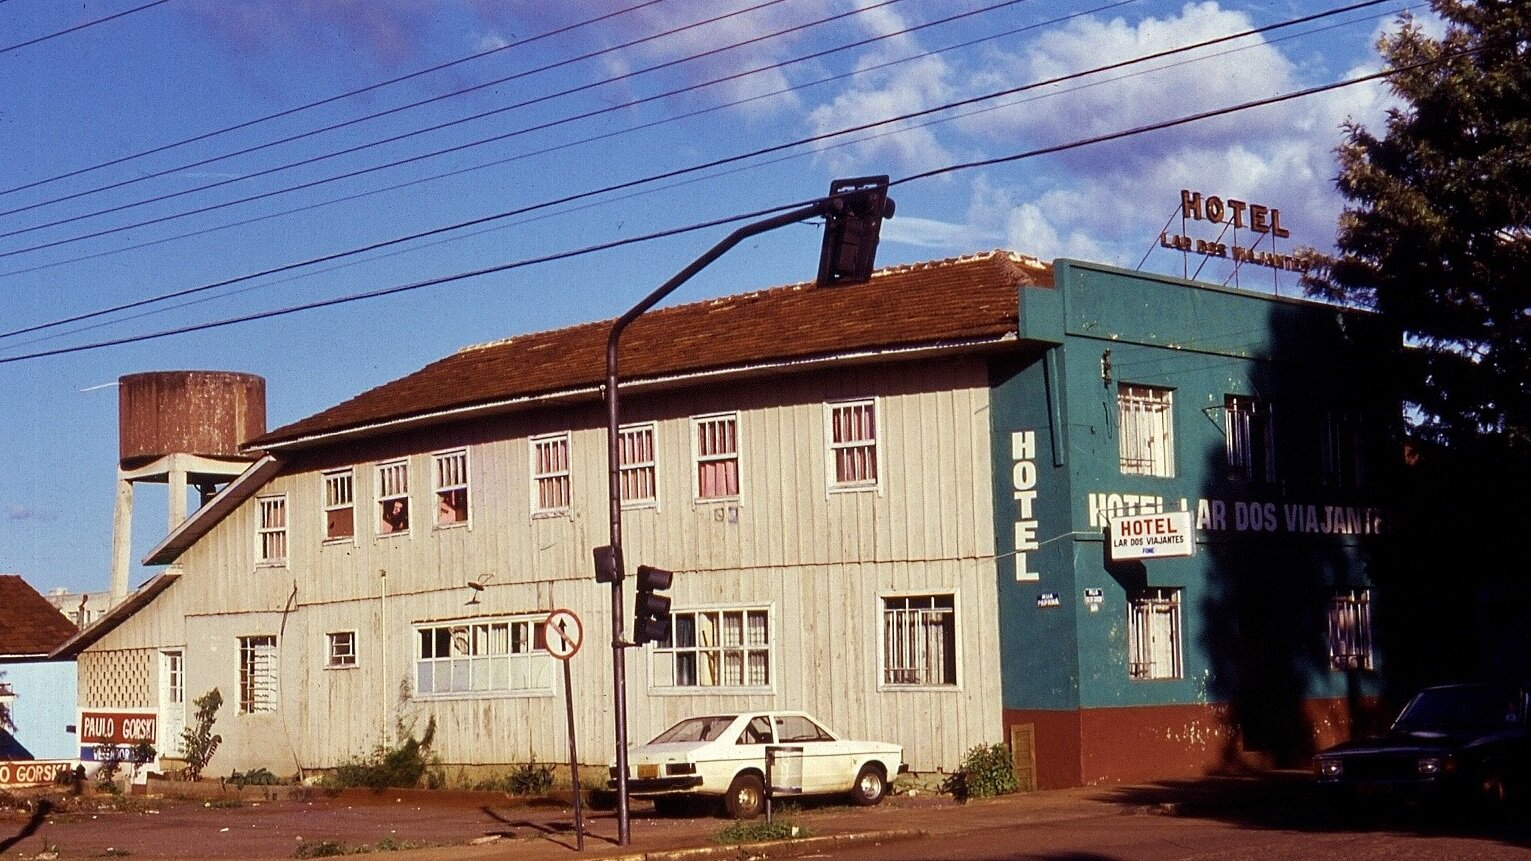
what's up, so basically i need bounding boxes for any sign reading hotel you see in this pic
[1159,189,1312,273]
[1107,511,1195,561]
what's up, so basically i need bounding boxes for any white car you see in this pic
[610,710,905,818]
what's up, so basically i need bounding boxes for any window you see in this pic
[828,399,878,490]
[1225,395,1275,482]
[1117,384,1175,477]
[531,433,571,514]
[1321,409,1366,489]
[323,469,354,541]
[653,608,770,689]
[882,594,957,686]
[415,617,553,696]
[238,635,278,713]
[327,631,357,668]
[256,495,287,564]
[619,423,657,507]
[433,449,469,526]
[1128,588,1182,680]
[693,414,739,500]
[1328,590,1374,671]
[377,460,410,535]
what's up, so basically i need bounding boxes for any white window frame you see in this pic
[414,616,555,699]
[692,413,740,502]
[531,433,572,515]
[326,631,358,669]
[1225,394,1276,483]
[238,635,278,714]
[376,460,411,536]
[256,494,288,566]
[1128,588,1183,680]
[827,398,880,492]
[879,592,959,689]
[619,422,658,508]
[1328,589,1374,671]
[651,605,772,692]
[159,650,185,757]
[322,468,355,543]
[1117,384,1175,478]
[433,448,470,528]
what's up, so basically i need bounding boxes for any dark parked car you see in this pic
[1313,683,1529,809]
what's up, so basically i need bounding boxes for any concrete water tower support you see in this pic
[111,371,265,602]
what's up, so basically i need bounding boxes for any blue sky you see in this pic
[0,0,1413,596]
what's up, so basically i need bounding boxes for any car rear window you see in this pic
[651,715,738,743]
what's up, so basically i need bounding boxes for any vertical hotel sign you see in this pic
[1011,430,1041,581]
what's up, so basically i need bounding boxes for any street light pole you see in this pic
[605,179,892,845]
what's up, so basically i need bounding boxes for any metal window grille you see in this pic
[377,461,410,534]
[619,424,657,505]
[532,435,571,513]
[327,632,357,667]
[659,608,769,688]
[257,496,287,563]
[882,595,957,686]
[1128,589,1182,680]
[1225,395,1275,482]
[1328,590,1373,671]
[694,415,739,499]
[239,635,277,713]
[415,618,552,695]
[1117,385,1175,477]
[829,400,878,488]
[434,450,469,525]
[323,469,354,540]
[1321,410,1366,489]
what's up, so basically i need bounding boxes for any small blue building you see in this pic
[1,575,80,761]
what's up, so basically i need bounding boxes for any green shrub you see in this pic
[714,819,810,844]
[506,760,554,795]
[181,689,224,781]
[324,718,439,790]
[292,839,349,858]
[945,743,1018,801]
[228,767,280,787]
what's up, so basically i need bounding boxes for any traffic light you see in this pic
[593,544,622,583]
[816,175,895,287]
[632,565,673,645]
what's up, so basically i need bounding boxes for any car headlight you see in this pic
[1417,755,1455,776]
[1315,758,1343,778]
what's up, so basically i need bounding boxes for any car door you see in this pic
[772,714,841,793]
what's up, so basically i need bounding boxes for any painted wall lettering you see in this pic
[1088,492,1386,536]
[1012,430,1041,582]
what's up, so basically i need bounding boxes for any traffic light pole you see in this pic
[605,180,892,845]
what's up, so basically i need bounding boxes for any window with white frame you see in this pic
[653,608,770,689]
[377,460,410,535]
[828,399,879,490]
[1225,394,1275,482]
[1117,384,1175,477]
[882,594,957,686]
[434,449,469,526]
[531,433,571,514]
[693,413,739,500]
[238,635,278,713]
[1128,588,1182,680]
[1328,590,1373,671]
[323,469,354,541]
[1321,409,1366,489]
[415,617,553,696]
[327,631,357,668]
[619,423,657,506]
[256,495,288,564]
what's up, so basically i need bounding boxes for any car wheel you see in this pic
[724,773,765,820]
[849,764,887,806]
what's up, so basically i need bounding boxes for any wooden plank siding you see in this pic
[79,356,1004,776]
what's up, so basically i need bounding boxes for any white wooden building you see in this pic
[60,251,1048,778]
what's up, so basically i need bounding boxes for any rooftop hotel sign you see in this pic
[1159,189,1312,273]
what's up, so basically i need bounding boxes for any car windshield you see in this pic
[649,715,739,744]
[1393,686,1522,731]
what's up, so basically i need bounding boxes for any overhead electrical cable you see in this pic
[0,50,1453,367]
[0,0,1403,340]
[0,0,171,56]
[0,0,671,199]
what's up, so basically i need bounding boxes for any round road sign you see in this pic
[544,608,583,660]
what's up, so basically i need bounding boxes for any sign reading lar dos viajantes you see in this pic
[1159,189,1314,273]
[1108,511,1195,561]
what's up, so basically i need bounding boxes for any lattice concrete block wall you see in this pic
[80,649,154,708]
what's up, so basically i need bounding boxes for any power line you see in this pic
[0,0,1400,341]
[0,54,1441,367]
[0,0,671,199]
[0,0,171,56]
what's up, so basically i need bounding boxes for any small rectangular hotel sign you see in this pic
[1107,511,1195,561]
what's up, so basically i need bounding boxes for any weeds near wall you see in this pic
[944,743,1018,801]
[324,717,441,790]
[181,688,224,781]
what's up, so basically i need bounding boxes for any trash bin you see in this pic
[765,745,803,822]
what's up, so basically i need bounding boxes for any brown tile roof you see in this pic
[0,575,79,658]
[251,250,1052,449]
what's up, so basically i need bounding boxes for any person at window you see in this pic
[382,499,409,533]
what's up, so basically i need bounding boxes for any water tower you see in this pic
[112,371,266,602]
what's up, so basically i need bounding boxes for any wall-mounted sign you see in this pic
[1036,592,1060,608]
[1158,189,1314,273]
[1107,511,1195,561]
[0,760,73,787]
[1083,588,1104,613]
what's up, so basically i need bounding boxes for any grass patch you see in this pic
[291,837,437,857]
[714,819,811,844]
